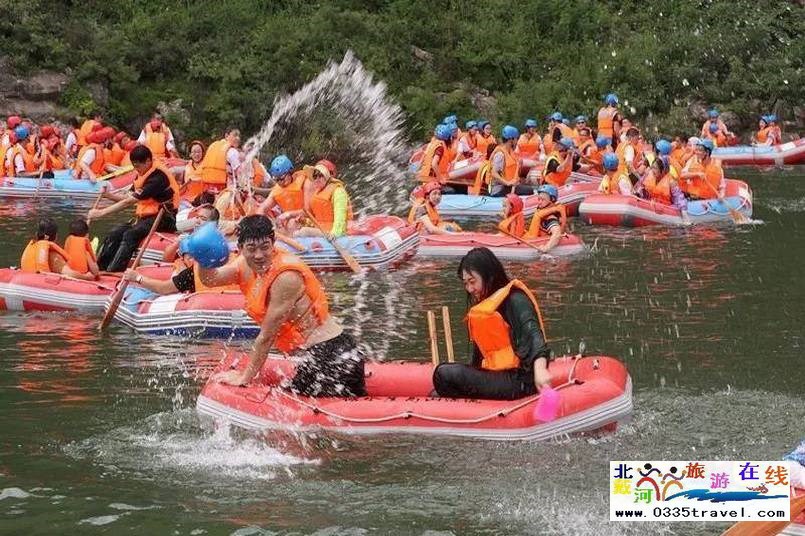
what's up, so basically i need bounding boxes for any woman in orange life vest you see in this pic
[753,116,771,146]
[474,120,496,160]
[454,120,479,162]
[137,112,177,159]
[32,138,61,179]
[704,122,728,147]
[524,184,566,253]
[516,118,542,159]
[88,145,180,272]
[19,218,97,280]
[200,126,242,194]
[290,160,353,239]
[181,140,207,202]
[410,181,462,234]
[63,218,100,279]
[432,247,551,400]
[416,124,454,185]
[64,117,81,159]
[597,93,622,148]
[498,193,525,237]
[106,131,129,167]
[5,126,38,176]
[195,215,367,396]
[74,127,119,181]
[699,109,733,141]
[581,135,611,175]
[679,138,725,200]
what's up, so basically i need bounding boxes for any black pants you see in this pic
[490,184,536,197]
[289,332,366,397]
[432,363,536,400]
[97,214,176,272]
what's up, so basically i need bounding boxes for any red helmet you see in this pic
[316,159,337,176]
[97,127,115,142]
[114,131,127,143]
[6,115,21,129]
[422,181,442,196]
[40,125,55,138]
[124,140,138,152]
[505,193,523,215]
[91,122,104,132]
[7,131,16,145]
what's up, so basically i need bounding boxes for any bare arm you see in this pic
[539,224,563,253]
[123,268,179,295]
[417,214,446,235]
[87,194,137,220]
[217,271,305,385]
[196,256,242,288]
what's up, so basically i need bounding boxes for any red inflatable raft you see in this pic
[417,232,587,260]
[197,354,633,440]
[0,265,172,312]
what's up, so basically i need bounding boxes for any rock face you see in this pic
[0,57,70,121]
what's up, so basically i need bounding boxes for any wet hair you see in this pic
[485,142,498,159]
[68,219,89,237]
[237,214,275,245]
[191,192,216,207]
[129,145,153,164]
[457,247,510,301]
[36,217,58,241]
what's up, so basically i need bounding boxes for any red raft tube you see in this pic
[417,232,587,260]
[197,354,633,441]
[0,265,172,312]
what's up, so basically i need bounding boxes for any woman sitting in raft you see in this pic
[20,218,98,281]
[409,181,461,234]
[432,247,551,400]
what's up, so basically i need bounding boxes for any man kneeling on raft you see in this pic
[192,215,367,397]
[432,247,551,400]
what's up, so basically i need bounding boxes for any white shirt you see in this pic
[80,148,97,167]
[623,145,635,164]
[65,131,77,153]
[137,127,176,153]
[456,137,473,155]
[226,147,241,176]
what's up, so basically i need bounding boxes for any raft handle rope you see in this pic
[38,271,118,292]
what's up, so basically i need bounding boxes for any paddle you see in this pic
[303,209,361,273]
[701,177,749,224]
[720,494,805,536]
[94,165,134,183]
[499,228,549,254]
[98,209,165,331]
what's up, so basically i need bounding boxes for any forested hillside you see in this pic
[3,0,803,141]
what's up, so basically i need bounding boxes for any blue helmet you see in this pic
[708,109,719,119]
[269,154,294,177]
[434,124,452,141]
[550,112,563,122]
[14,126,29,140]
[448,123,459,135]
[575,115,588,123]
[595,136,610,148]
[537,184,558,202]
[465,120,478,130]
[655,139,672,156]
[501,125,519,141]
[477,120,490,130]
[605,93,619,106]
[180,222,230,269]
[561,117,570,125]
[698,139,715,152]
[603,153,620,171]
[767,114,778,123]
[558,137,575,150]
[443,115,458,124]
[524,118,538,129]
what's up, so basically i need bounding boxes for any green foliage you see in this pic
[58,82,96,116]
[5,0,803,143]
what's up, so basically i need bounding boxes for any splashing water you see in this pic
[241,50,410,217]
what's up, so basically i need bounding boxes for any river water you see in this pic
[0,169,802,536]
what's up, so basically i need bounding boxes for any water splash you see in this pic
[241,50,410,216]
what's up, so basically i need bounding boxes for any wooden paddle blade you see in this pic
[721,494,805,536]
[303,210,361,273]
[99,280,129,331]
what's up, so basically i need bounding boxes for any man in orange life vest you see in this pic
[489,125,535,197]
[259,154,308,220]
[679,138,725,200]
[597,93,622,148]
[88,145,180,272]
[199,127,242,194]
[525,184,566,253]
[19,218,98,280]
[195,215,367,396]
[137,112,177,159]
[541,137,579,187]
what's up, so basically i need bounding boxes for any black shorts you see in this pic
[288,332,367,397]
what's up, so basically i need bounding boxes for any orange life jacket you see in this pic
[644,172,672,205]
[615,140,638,172]
[412,200,441,232]
[0,145,7,177]
[20,240,69,273]
[457,132,477,158]
[237,251,329,353]
[557,123,575,139]
[133,161,181,218]
[109,143,126,166]
[78,120,98,146]
[475,133,496,158]
[756,127,769,144]
[7,145,36,175]
[516,133,541,157]
[73,144,106,179]
[525,204,566,238]
[599,171,630,195]
[468,160,492,196]
[144,123,170,159]
[466,279,544,371]
[416,137,447,181]
[682,159,723,199]
[578,138,595,158]
[542,133,554,154]
[597,107,617,138]
[63,235,96,274]
[490,145,519,186]
[310,179,353,232]
[270,171,307,212]
[498,212,525,238]
[200,139,230,185]
[542,152,571,187]
[252,158,267,187]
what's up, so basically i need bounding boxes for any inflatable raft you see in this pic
[0,265,172,312]
[197,353,632,440]
[579,179,752,227]
[140,215,420,271]
[112,286,256,338]
[713,139,805,166]
[435,179,600,220]
[418,232,587,260]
